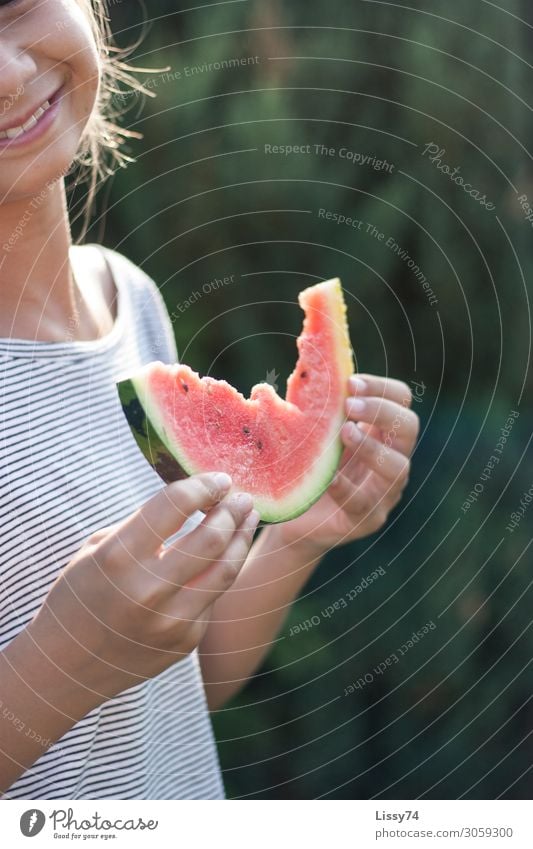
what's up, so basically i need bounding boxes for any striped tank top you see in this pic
[0,244,225,799]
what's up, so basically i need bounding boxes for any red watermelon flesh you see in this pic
[120,278,354,522]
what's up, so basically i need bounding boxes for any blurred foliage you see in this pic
[80,0,533,798]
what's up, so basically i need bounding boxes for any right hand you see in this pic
[24,472,259,703]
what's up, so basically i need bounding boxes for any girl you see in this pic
[0,0,419,799]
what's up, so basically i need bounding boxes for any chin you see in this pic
[1,164,70,206]
[0,131,88,205]
[0,72,99,204]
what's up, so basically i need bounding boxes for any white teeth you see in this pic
[0,98,53,140]
[22,115,37,132]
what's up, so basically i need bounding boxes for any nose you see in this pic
[0,39,39,115]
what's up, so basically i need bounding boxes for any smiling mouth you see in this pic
[0,88,61,140]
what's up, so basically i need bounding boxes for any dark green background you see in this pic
[80,0,533,798]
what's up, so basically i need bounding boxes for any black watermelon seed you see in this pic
[182,382,189,393]
[243,426,250,435]
[300,370,308,378]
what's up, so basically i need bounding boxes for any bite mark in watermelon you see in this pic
[118,278,354,522]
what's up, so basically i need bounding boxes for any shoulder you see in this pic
[93,245,157,297]
[81,243,177,364]
[76,242,164,309]
[74,242,160,296]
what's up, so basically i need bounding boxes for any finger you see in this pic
[158,492,255,586]
[173,510,260,619]
[329,471,377,517]
[341,422,411,485]
[353,421,382,441]
[115,472,233,559]
[331,471,400,535]
[349,374,414,407]
[345,395,419,454]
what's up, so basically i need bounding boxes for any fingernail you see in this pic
[348,422,363,443]
[350,376,368,393]
[232,492,254,512]
[245,509,260,530]
[214,472,232,490]
[348,397,366,413]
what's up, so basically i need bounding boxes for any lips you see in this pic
[0,86,63,140]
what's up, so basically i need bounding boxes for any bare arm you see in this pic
[0,474,258,794]
[198,375,420,711]
[0,628,104,792]
[198,526,324,711]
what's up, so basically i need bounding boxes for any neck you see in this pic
[0,180,78,341]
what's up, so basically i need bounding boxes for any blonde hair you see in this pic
[72,0,158,238]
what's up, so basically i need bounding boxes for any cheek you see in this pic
[46,4,101,114]
[0,5,101,199]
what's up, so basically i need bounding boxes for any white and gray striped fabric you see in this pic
[0,245,225,799]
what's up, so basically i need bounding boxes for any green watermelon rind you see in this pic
[123,370,345,524]
[117,378,189,485]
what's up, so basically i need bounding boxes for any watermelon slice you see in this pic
[118,278,354,522]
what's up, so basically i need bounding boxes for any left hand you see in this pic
[274,373,420,555]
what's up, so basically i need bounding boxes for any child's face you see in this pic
[0,0,100,202]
